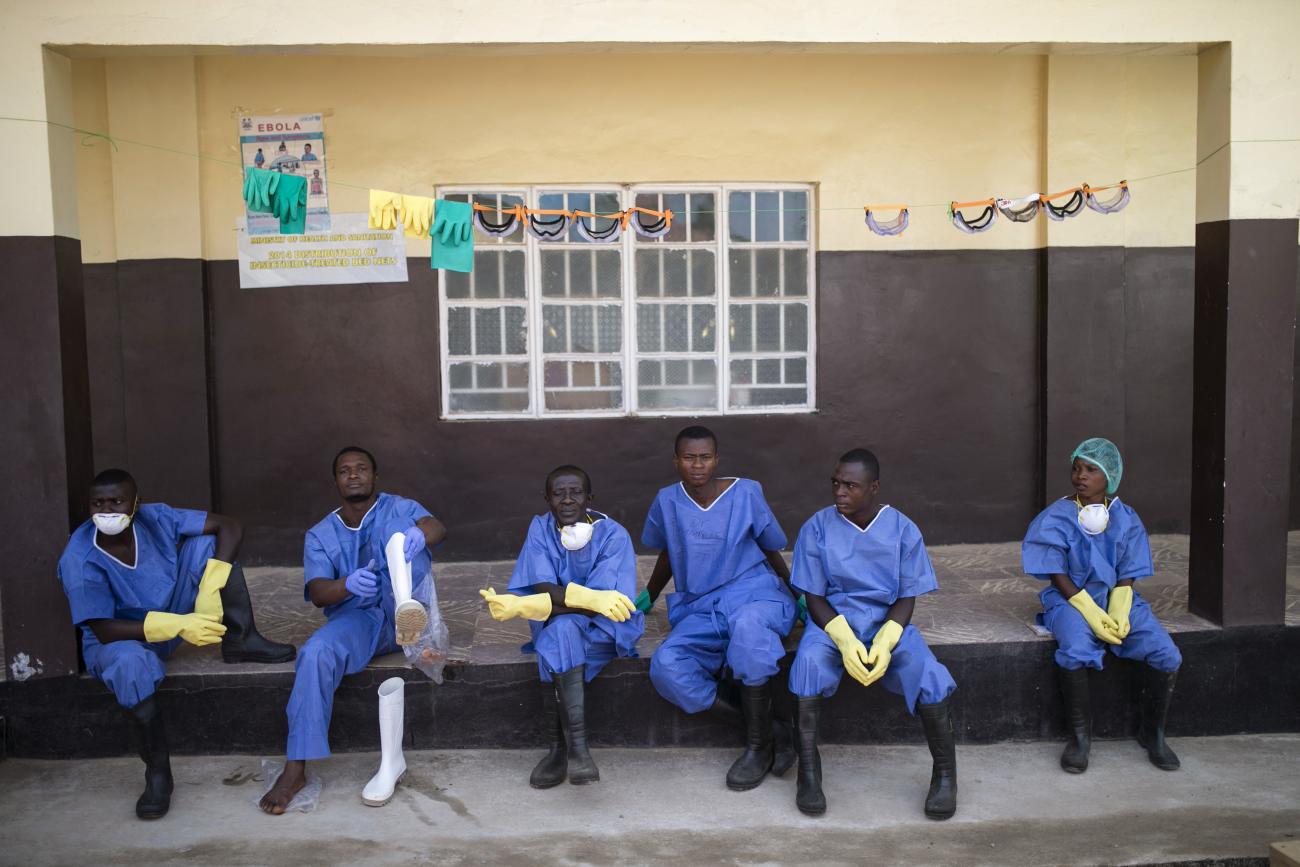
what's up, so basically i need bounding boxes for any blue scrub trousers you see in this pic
[82,536,216,708]
[649,572,795,714]
[1042,591,1182,672]
[285,605,398,760]
[531,613,618,683]
[788,622,955,713]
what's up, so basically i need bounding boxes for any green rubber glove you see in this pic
[242,168,279,213]
[1068,589,1123,645]
[142,611,226,646]
[271,173,308,234]
[796,594,809,624]
[824,614,872,688]
[431,199,474,273]
[634,589,655,613]
[1107,585,1133,639]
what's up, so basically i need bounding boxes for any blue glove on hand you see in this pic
[402,525,425,562]
[634,589,656,613]
[345,559,379,597]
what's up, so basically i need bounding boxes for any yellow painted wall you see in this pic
[71,51,1197,261]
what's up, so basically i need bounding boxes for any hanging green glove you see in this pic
[1068,589,1123,645]
[796,594,809,624]
[271,173,308,234]
[1107,585,1133,639]
[143,611,226,646]
[564,583,636,622]
[863,619,904,687]
[479,587,552,622]
[634,588,655,613]
[431,199,474,273]
[824,614,872,688]
[194,558,232,621]
[242,168,279,213]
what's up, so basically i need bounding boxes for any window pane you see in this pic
[445,270,470,299]
[755,249,780,297]
[505,307,528,354]
[690,250,716,297]
[730,304,754,352]
[597,305,622,353]
[729,250,752,297]
[448,307,472,355]
[595,251,621,298]
[691,305,716,352]
[570,306,594,351]
[783,191,808,241]
[755,304,781,352]
[785,357,807,384]
[690,193,716,242]
[755,191,780,241]
[785,303,808,351]
[543,305,565,353]
[473,250,501,299]
[448,362,530,413]
[637,303,662,352]
[637,358,717,410]
[782,249,807,297]
[570,250,594,298]
[636,250,660,298]
[663,250,688,297]
[544,361,623,411]
[728,191,752,242]
[473,307,503,355]
[664,304,690,352]
[541,251,565,298]
[662,193,687,243]
[503,250,526,298]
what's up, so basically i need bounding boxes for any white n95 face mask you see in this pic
[560,522,594,551]
[93,512,132,536]
[1077,503,1110,536]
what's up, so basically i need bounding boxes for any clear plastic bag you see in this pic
[403,566,450,683]
[253,759,323,813]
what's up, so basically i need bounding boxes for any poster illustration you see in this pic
[238,113,330,234]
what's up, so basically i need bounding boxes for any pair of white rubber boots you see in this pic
[361,533,429,806]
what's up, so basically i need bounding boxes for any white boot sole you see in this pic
[394,602,428,646]
[361,771,405,807]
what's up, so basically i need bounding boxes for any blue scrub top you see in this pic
[791,505,938,633]
[508,509,643,654]
[1022,497,1153,608]
[641,478,787,601]
[58,503,208,628]
[304,492,432,618]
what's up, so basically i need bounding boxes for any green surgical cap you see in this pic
[1071,437,1123,495]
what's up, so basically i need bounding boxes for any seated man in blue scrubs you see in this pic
[787,449,957,819]
[479,465,643,787]
[57,468,295,820]
[638,425,796,791]
[1023,437,1182,775]
[259,446,446,813]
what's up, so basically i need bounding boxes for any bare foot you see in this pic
[258,760,306,814]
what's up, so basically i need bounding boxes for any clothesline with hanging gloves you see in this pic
[865,179,1131,237]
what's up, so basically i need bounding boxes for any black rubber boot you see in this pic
[128,696,173,820]
[794,697,826,816]
[1137,667,1181,771]
[918,697,958,820]
[220,564,297,664]
[529,679,567,788]
[555,667,599,785]
[726,683,775,791]
[772,715,795,778]
[1059,665,1091,774]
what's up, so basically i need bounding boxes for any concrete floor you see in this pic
[0,735,1296,866]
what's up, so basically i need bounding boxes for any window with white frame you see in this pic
[439,184,815,419]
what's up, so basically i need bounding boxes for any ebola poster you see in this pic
[239,113,331,234]
[236,213,408,289]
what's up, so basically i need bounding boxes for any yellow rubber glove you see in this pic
[824,614,873,688]
[368,189,401,230]
[143,611,226,646]
[1068,589,1122,645]
[193,558,232,621]
[564,583,636,622]
[1107,585,1133,639]
[863,619,904,687]
[401,194,435,239]
[479,587,553,622]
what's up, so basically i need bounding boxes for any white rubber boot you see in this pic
[385,532,427,646]
[361,676,407,806]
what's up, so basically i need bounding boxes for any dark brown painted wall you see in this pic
[77,247,1202,563]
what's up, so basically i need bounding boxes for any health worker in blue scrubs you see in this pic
[259,446,446,814]
[57,468,294,819]
[638,425,797,791]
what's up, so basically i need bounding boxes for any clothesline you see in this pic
[1,114,1296,217]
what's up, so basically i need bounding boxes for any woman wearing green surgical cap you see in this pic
[1021,438,1183,774]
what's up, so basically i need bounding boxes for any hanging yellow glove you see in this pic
[369,189,401,230]
[193,558,232,621]
[400,195,435,239]
[824,615,873,687]
[564,583,636,622]
[479,587,553,622]
[863,619,904,687]
[1107,585,1133,639]
[143,611,226,646]
[1068,589,1123,645]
